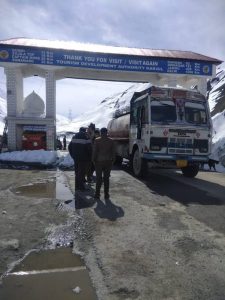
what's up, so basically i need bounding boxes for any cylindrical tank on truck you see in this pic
[107,113,130,164]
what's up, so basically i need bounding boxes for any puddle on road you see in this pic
[12,181,56,198]
[11,172,96,211]
[12,247,83,272]
[4,173,98,298]
[0,247,97,300]
[11,173,75,210]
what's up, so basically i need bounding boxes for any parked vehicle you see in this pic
[108,85,212,178]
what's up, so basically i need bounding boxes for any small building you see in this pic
[12,91,52,150]
[6,89,55,151]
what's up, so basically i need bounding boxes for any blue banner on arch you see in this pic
[0,44,213,76]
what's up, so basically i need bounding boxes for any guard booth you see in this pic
[0,38,222,151]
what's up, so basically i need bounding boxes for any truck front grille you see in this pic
[168,137,193,154]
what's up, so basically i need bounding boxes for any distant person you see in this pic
[68,127,92,191]
[92,127,115,199]
[63,135,67,150]
[56,137,62,150]
[208,158,218,171]
[94,129,100,139]
[87,123,95,141]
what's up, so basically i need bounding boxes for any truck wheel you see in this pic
[132,148,147,178]
[181,164,199,178]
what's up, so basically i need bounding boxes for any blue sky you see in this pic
[0,0,225,117]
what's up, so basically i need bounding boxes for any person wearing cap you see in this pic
[92,127,115,199]
[68,127,92,191]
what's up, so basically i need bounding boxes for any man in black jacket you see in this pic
[68,127,92,191]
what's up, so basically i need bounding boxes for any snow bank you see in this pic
[58,152,74,168]
[0,150,58,165]
[0,149,75,168]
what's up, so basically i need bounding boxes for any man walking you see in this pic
[92,127,115,199]
[68,127,92,191]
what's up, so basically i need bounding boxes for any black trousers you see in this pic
[95,161,112,197]
[74,161,87,190]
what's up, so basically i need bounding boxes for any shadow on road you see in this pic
[119,162,225,206]
[94,198,125,221]
[145,170,225,206]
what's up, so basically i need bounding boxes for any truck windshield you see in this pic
[151,100,176,123]
[184,101,207,125]
[151,99,208,125]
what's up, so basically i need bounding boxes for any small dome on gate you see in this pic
[23,91,45,116]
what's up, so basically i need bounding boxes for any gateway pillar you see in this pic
[45,70,56,150]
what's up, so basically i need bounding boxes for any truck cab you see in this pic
[108,85,212,178]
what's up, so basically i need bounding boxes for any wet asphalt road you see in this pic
[143,169,225,235]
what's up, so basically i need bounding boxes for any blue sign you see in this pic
[0,44,213,76]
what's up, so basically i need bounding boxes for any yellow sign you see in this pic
[0,50,9,59]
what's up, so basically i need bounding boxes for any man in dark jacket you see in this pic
[92,127,115,199]
[68,127,92,191]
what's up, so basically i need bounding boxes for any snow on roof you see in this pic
[0,38,223,64]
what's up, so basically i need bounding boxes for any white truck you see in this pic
[107,85,212,178]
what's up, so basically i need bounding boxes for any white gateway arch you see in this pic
[0,38,222,151]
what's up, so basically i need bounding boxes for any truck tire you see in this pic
[131,148,147,178]
[181,164,199,178]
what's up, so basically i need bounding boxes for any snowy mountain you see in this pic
[57,82,151,134]
[208,68,225,116]
[207,67,225,164]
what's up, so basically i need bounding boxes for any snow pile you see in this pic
[0,150,58,165]
[57,150,74,168]
[0,148,74,168]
